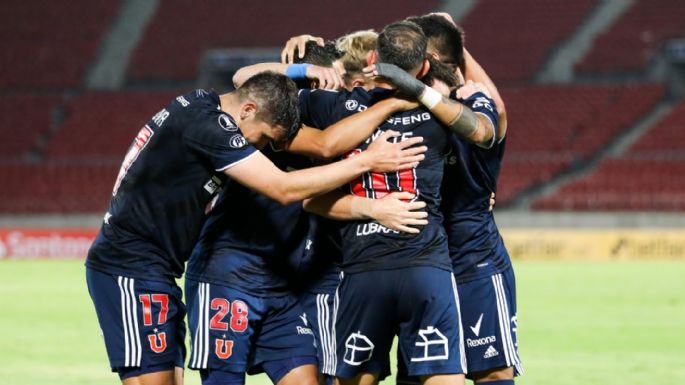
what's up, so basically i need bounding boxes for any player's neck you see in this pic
[218,93,242,121]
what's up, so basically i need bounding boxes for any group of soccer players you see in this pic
[86,11,521,385]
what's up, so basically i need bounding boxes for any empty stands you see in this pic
[576,0,685,74]
[0,94,60,160]
[0,0,120,89]
[459,0,595,83]
[45,90,180,160]
[128,0,440,83]
[0,163,118,213]
[494,83,664,205]
[534,98,685,211]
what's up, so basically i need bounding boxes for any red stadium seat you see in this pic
[0,94,61,159]
[576,0,685,74]
[128,0,441,83]
[45,90,180,160]
[460,0,595,83]
[0,0,120,89]
[495,83,663,206]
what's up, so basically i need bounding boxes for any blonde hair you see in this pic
[336,30,378,77]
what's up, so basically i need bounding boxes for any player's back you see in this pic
[441,92,510,281]
[185,145,314,296]
[301,87,450,272]
[87,90,256,282]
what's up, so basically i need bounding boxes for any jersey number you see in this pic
[209,298,249,333]
[345,149,417,199]
[112,125,154,196]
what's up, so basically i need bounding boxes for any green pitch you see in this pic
[1,260,684,385]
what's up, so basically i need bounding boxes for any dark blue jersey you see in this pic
[294,215,343,294]
[185,144,314,296]
[441,92,511,282]
[86,90,257,282]
[299,87,451,273]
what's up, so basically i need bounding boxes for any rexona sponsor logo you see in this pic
[0,229,97,259]
[466,335,496,348]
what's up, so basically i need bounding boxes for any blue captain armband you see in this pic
[285,63,311,80]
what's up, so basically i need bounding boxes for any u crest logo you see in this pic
[148,332,167,353]
[215,339,234,360]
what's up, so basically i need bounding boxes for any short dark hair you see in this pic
[406,14,464,68]
[236,71,301,140]
[377,21,427,72]
[422,56,459,88]
[293,41,343,67]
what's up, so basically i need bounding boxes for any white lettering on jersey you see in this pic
[176,96,190,107]
[152,109,170,127]
[466,335,497,348]
[364,129,414,145]
[472,96,494,112]
[355,222,400,236]
[386,112,431,126]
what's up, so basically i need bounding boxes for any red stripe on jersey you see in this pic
[398,168,416,194]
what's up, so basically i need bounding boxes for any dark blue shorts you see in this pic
[185,278,317,375]
[332,266,466,379]
[85,267,186,377]
[458,266,522,376]
[395,266,522,383]
[299,289,336,375]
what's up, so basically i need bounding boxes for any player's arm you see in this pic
[225,130,425,205]
[364,63,495,147]
[461,48,507,137]
[232,63,343,90]
[286,97,418,160]
[303,191,428,234]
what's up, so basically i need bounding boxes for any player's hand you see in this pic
[387,97,420,112]
[364,130,426,173]
[306,65,344,90]
[456,80,492,99]
[489,192,495,212]
[281,34,325,64]
[364,63,426,99]
[370,192,428,234]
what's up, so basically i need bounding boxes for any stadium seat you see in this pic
[576,0,685,74]
[459,0,595,83]
[0,0,120,89]
[127,0,440,83]
[0,94,61,160]
[45,90,180,160]
[494,83,664,206]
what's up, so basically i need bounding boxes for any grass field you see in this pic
[1,260,684,385]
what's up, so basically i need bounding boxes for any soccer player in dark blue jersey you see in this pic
[184,96,427,385]
[299,21,498,385]
[387,13,522,385]
[85,71,427,385]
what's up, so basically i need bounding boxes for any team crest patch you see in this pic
[344,332,374,365]
[218,114,237,131]
[410,326,449,362]
[229,134,248,149]
[345,99,359,111]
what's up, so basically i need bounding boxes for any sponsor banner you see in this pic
[502,229,685,260]
[1,228,684,260]
[0,229,97,259]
